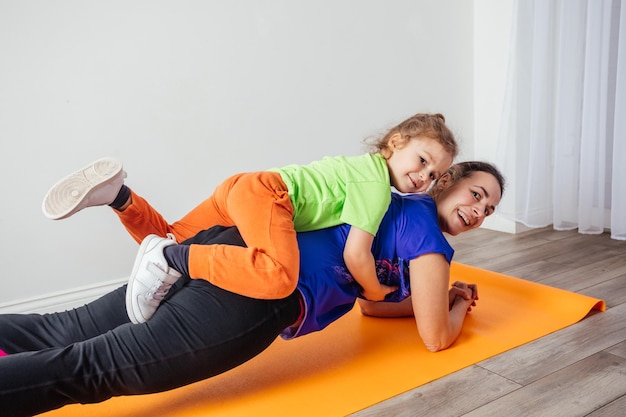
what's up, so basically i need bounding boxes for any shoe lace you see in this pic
[144,260,177,301]
[145,278,174,301]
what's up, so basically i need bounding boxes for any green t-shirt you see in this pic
[270,153,391,234]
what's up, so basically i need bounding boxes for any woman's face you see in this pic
[434,171,502,236]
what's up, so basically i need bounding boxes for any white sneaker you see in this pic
[126,234,182,324]
[42,157,126,220]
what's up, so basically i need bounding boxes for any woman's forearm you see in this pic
[358,297,413,317]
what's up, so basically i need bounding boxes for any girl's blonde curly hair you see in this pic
[366,113,458,160]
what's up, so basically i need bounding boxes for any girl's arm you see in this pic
[344,226,396,301]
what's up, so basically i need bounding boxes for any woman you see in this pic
[0,161,504,417]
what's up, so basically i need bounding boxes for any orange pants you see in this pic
[116,171,299,299]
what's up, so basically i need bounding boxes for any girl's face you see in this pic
[385,134,453,193]
[434,171,502,236]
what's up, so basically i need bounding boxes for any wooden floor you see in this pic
[350,226,626,417]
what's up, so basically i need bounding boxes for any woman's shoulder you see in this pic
[385,193,453,262]
[393,191,435,204]
[390,193,438,220]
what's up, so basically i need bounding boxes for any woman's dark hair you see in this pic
[432,161,506,197]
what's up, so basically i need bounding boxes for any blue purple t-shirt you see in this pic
[281,192,454,339]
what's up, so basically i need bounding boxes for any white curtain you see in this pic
[496,0,626,240]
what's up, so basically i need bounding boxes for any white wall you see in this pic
[0,0,475,309]
[474,0,516,232]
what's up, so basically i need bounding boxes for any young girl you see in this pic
[43,113,458,323]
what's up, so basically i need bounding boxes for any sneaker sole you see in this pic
[126,234,169,324]
[42,157,123,220]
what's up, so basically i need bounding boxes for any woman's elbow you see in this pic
[422,337,452,353]
[424,342,445,353]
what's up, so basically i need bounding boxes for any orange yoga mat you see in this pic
[42,263,605,417]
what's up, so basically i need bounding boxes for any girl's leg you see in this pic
[186,172,300,299]
[41,157,208,244]
[0,286,129,354]
[114,173,255,245]
[114,189,208,244]
[126,172,299,305]
[113,172,280,245]
[0,280,301,417]
[44,160,300,299]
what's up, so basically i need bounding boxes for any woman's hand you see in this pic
[358,296,414,317]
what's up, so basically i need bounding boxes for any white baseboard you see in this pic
[0,279,127,315]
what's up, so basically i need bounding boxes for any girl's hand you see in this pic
[362,284,398,301]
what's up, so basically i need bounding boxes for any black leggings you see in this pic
[0,227,301,417]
